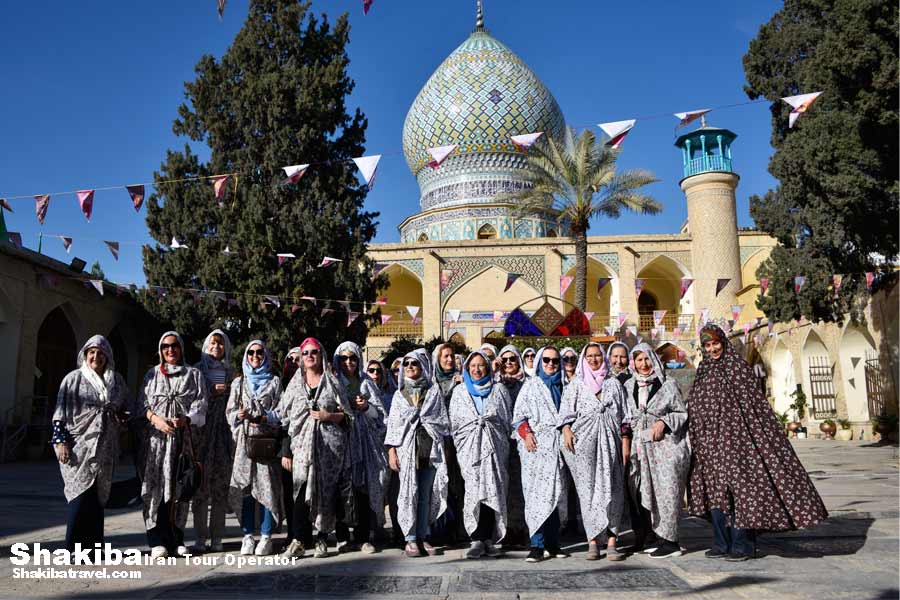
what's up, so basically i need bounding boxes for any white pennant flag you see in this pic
[282,164,310,185]
[61,236,73,253]
[265,295,281,308]
[674,108,711,128]
[425,144,457,169]
[104,241,119,261]
[318,256,343,268]
[406,305,420,320]
[448,309,461,322]
[170,237,188,249]
[222,245,236,256]
[597,119,636,148]
[782,92,823,128]
[90,280,104,296]
[352,155,381,189]
[510,132,543,150]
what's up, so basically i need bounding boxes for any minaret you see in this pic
[675,120,742,322]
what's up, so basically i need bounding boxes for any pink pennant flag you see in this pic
[674,108,711,128]
[673,326,681,338]
[560,275,574,296]
[290,304,301,313]
[425,144,457,169]
[35,195,50,225]
[583,311,595,321]
[440,270,454,291]
[104,241,119,261]
[597,119,636,148]
[406,305,420,320]
[715,278,730,296]
[510,132,543,151]
[8,232,22,249]
[597,278,611,295]
[318,256,342,268]
[743,322,752,336]
[282,164,310,185]
[448,309,462,322]
[653,309,667,327]
[832,274,843,296]
[759,277,769,296]
[375,297,387,305]
[865,272,875,291]
[363,0,373,14]
[126,184,145,212]
[76,190,95,221]
[504,273,521,292]
[352,155,381,189]
[768,321,775,336]
[723,320,733,333]
[731,304,744,322]
[0,198,11,213]
[794,275,806,294]
[635,278,646,298]
[212,175,230,201]
[90,280,104,296]
[782,92,822,128]
[492,310,504,325]
[650,328,658,339]
[679,278,694,299]
[277,253,296,266]
[61,236,73,253]
[699,308,710,327]
[347,312,360,327]
[618,313,629,327]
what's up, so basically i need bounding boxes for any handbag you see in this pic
[175,423,203,502]
[240,378,280,461]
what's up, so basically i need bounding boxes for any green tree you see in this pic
[506,128,660,311]
[143,0,381,360]
[89,261,106,280]
[743,0,898,323]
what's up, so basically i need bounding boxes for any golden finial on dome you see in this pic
[475,0,486,32]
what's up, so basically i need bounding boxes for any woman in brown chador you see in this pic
[687,324,828,561]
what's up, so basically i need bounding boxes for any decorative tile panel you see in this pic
[441,255,545,301]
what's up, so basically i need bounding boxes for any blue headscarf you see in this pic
[536,346,563,410]
[242,340,273,394]
[463,351,493,399]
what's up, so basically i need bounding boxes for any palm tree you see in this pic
[507,127,661,311]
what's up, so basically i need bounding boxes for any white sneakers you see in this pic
[254,536,274,556]
[281,539,305,558]
[361,542,377,554]
[175,545,189,557]
[150,546,168,559]
[241,535,256,556]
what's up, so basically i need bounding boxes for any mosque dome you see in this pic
[401,15,565,215]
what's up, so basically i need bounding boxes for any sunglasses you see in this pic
[247,349,265,357]
[563,356,578,363]
[402,360,421,368]
[339,355,358,362]
[542,357,560,365]
[367,367,382,374]
[301,349,320,356]
[391,368,400,374]
[160,343,181,351]
[500,356,518,364]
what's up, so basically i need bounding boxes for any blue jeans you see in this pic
[529,508,560,549]
[405,466,436,541]
[241,496,275,536]
[711,508,756,556]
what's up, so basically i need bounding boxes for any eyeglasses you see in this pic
[367,367,382,374]
[523,353,535,358]
[500,356,518,364]
[391,369,399,374]
[542,357,560,365]
[301,349,320,356]
[247,349,265,357]
[339,355,358,362]
[563,356,578,363]
[160,343,181,351]
[402,360,421,368]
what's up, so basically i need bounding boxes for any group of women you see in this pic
[51,324,828,563]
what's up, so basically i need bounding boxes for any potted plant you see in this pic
[776,410,790,432]
[819,418,837,440]
[787,386,808,438]
[871,415,899,442]
[836,418,853,441]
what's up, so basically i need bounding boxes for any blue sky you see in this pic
[0,0,782,286]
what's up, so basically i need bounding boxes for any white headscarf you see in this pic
[479,343,499,359]
[157,330,186,375]
[522,347,536,377]
[333,341,366,383]
[199,329,231,373]
[77,335,116,403]
[630,342,666,409]
[397,348,432,392]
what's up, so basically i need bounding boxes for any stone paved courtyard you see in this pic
[0,439,897,599]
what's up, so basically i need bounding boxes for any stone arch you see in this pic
[839,325,876,422]
[417,232,429,242]
[34,305,78,411]
[801,328,833,419]
[636,255,694,325]
[562,257,618,326]
[448,332,466,347]
[546,228,558,238]
[107,321,140,386]
[377,264,424,329]
[770,338,795,415]
[445,265,540,315]
[0,288,21,414]
[477,223,498,240]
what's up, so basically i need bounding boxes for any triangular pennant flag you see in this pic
[217,0,226,18]
[634,278,646,298]
[126,184,145,212]
[338,300,350,311]
[865,272,875,291]
[265,296,281,308]
[597,119,636,148]
[510,132,543,150]
[674,108,711,128]
[723,320,733,333]
[768,321,775,336]
[794,275,806,294]
[743,322,752,336]
[699,308,710,327]
[650,328,658,339]
[584,311,595,321]
[380,314,392,325]
[170,237,188,249]
[282,164,310,185]
[301,296,317,305]
[190,291,202,306]
[318,256,342,268]
[425,144,457,169]
[782,92,822,128]
[504,273,521,292]
[832,274,843,296]
[222,245,236,256]
[731,304,744,322]
[673,326,681,338]
[492,310,504,325]
[347,312,360,327]
[363,0,374,14]
[352,155,381,189]
[277,253,296,267]
[0,198,12,213]
[626,325,638,337]
[597,278,611,295]
[759,277,769,296]
[406,305,420,320]
[61,236,73,253]
[618,313,629,327]
[290,304,301,313]
[448,309,461,323]
[605,325,616,337]
[560,275,574,296]
[715,278,730,296]
[375,297,387,305]
[211,291,226,303]
[212,175,230,201]
[76,190,95,221]
[90,280,104,296]
[104,241,119,261]
[653,310,667,327]
[115,284,128,296]
[35,195,50,225]
[679,278,694,299]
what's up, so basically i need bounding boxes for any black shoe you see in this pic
[649,540,683,559]
[704,548,729,559]
[546,546,570,558]
[525,547,546,563]
[725,552,753,562]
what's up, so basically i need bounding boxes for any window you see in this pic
[417,233,429,242]
[546,228,558,238]
[477,224,498,240]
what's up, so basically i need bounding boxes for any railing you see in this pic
[367,320,424,338]
[683,154,733,178]
[638,313,694,334]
